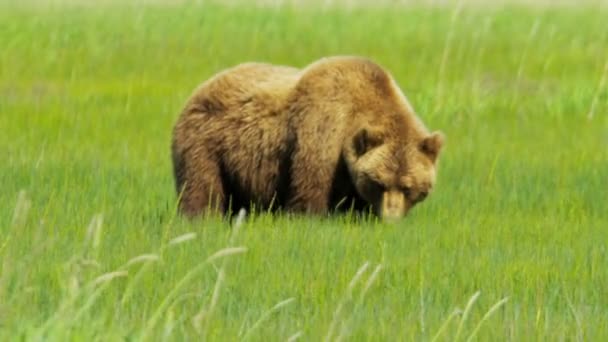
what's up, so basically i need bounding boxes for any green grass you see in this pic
[1,1,607,340]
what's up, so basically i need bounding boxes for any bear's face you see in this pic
[343,128,444,220]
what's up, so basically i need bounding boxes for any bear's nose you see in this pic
[381,190,408,221]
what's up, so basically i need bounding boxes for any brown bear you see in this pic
[171,56,444,220]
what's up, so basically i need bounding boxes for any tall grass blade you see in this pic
[466,296,509,342]
[335,264,383,341]
[167,232,197,246]
[588,59,608,119]
[324,261,370,342]
[431,308,463,342]
[454,291,481,341]
[564,290,584,342]
[241,297,296,341]
[287,331,303,342]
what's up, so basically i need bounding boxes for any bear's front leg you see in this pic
[286,145,340,215]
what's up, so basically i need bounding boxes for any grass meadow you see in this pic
[1,0,607,340]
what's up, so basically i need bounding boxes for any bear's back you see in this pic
[295,56,430,137]
[184,62,301,119]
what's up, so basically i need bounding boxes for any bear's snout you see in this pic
[380,190,408,220]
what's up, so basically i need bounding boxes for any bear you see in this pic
[171,56,444,220]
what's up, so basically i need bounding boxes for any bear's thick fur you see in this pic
[171,56,444,220]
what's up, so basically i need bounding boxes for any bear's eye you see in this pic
[363,175,385,193]
[371,179,386,192]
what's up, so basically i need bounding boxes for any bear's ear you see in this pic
[353,128,383,157]
[420,131,445,161]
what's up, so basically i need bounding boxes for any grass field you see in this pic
[1,0,607,340]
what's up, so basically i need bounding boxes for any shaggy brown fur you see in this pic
[171,56,444,220]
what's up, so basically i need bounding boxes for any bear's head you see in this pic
[343,126,444,221]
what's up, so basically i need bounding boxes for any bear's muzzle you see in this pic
[380,190,409,221]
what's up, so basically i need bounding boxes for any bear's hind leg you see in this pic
[176,146,225,218]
